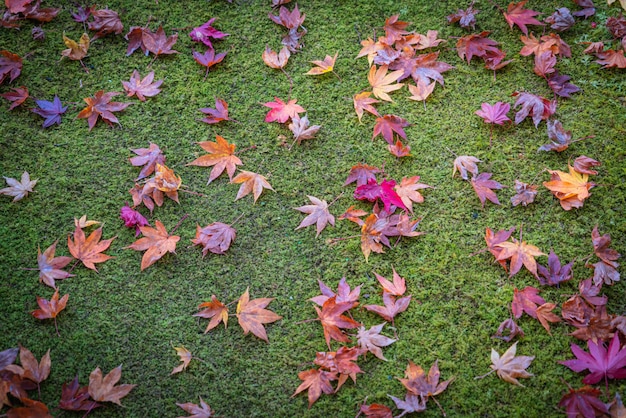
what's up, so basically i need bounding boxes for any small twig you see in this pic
[147,54,158,69]
[170,214,189,234]
[486,0,505,13]
[20,267,39,271]
[293,318,319,325]
[431,396,447,417]
[475,369,496,380]
[68,259,80,274]
[327,235,360,245]
[229,213,245,227]
[328,192,344,207]
[180,189,208,198]
[571,135,595,144]
[281,68,294,100]
[444,147,458,157]
[82,401,96,418]
[204,66,210,81]
[234,144,257,155]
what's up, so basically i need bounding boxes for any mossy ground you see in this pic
[0,0,625,416]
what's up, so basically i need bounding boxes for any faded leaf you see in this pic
[485,342,534,386]
[194,295,228,332]
[188,135,242,184]
[171,345,192,375]
[232,171,274,203]
[88,365,136,406]
[294,195,335,237]
[37,241,73,288]
[1,171,37,202]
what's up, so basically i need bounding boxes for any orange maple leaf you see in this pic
[236,288,282,342]
[353,91,380,123]
[368,64,404,102]
[543,165,594,210]
[262,46,290,69]
[31,289,68,336]
[194,295,229,332]
[67,225,115,272]
[305,52,338,76]
[231,171,274,203]
[496,238,545,278]
[360,213,389,262]
[314,297,360,349]
[187,135,242,184]
[88,365,136,406]
[127,220,180,271]
[291,368,337,408]
[77,90,131,131]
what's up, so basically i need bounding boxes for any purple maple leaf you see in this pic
[71,5,93,23]
[547,71,580,98]
[189,18,229,48]
[475,102,511,125]
[560,333,626,385]
[309,277,361,307]
[120,203,149,236]
[31,95,67,128]
[354,178,407,213]
[536,250,574,286]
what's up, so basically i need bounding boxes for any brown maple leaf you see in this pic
[67,225,115,271]
[31,289,68,336]
[353,91,380,122]
[199,98,232,124]
[77,90,131,131]
[0,50,22,85]
[477,342,534,386]
[512,91,556,128]
[344,163,380,187]
[1,86,28,110]
[305,52,338,76]
[0,171,37,202]
[194,295,229,332]
[510,180,538,207]
[142,26,179,57]
[231,171,274,203]
[37,240,74,288]
[88,365,136,406]
[122,70,163,102]
[6,398,53,417]
[4,346,51,391]
[176,397,215,418]
[388,139,411,158]
[88,8,123,40]
[315,346,362,392]
[191,222,236,256]
[536,302,561,335]
[492,318,525,342]
[471,172,505,207]
[59,376,102,412]
[171,345,192,375]
[595,49,626,69]
[452,155,481,180]
[269,4,305,29]
[399,360,453,406]
[558,385,608,418]
[188,135,242,184]
[368,65,404,102]
[496,238,545,278]
[262,45,290,69]
[236,288,282,342]
[592,225,621,268]
[291,368,337,408]
[127,220,180,271]
[315,297,360,349]
[360,213,390,262]
[356,323,396,361]
[129,142,165,181]
[294,195,335,237]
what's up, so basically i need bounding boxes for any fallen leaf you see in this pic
[544,165,594,210]
[511,286,546,319]
[6,398,53,418]
[447,3,480,30]
[496,238,545,278]
[61,33,89,60]
[0,86,28,110]
[77,90,131,131]
[67,225,115,271]
[360,213,389,261]
[512,91,556,127]
[536,302,561,334]
[122,70,163,102]
[305,52,337,75]
[189,17,228,48]
[510,180,538,207]
[595,49,626,69]
[59,376,101,412]
[269,4,305,29]
[127,220,180,271]
[88,365,136,406]
[191,222,236,256]
[364,292,411,325]
[356,323,395,361]
[314,346,362,391]
[547,71,580,98]
[399,360,453,402]
[493,318,525,342]
[199,98,232,124]
[231,171,274,203]
[31,95,67,128]
[388,393,426,416]
[573,155,600,175]
[288,114,320,145]
[176,397,215,418]
[471,172,505,207]
[0,50,22,84]
[37,240,73,288]
[394,176,431,213]
[193,48,227,78]
[88,8,123,40]
[372,114,409,145]
[475,102,511,125]
[560,333,626,385]
[387,139,411,158]
[536,250,574,286]
[1,171,37,202]
[31,289,68,335]
[453,155,481,180]
[558,386,608,418]
[485,226,515,271]
[353,91,380,122]
[294,195,335,237]
[545,7,575,31]
[484,342,534,386]
[344,164,380,187]
[354,178,407,213]
[503,0,544,35]
[171,345,192,375]
[373,268,406,296]
[315,297,360,349]
[194,295,228,332]
[236,288,282,342]
[309,277,361,307]
[143,26,179,57]
[129,142,165,181]
[368,65,404,101]
[263,97,305,123]
[407,80,436,104]
[188,135,242,184]
[538,120,573,152]
[359,402,394,417]
[291,368,336,408]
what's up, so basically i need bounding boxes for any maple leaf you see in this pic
[409,51,453,86]
[70,5,93,23]
[61,33,89,61]
[538,119,574,152]
[191,222,236,256]
[127,220,180,271]
[338,205,368,225]
[0,86,28,110]
[480,342,534,386]
[485,226,515,271]
[356,323,395,361]
[4,346,50,390]
[511,286,546,319]
[545,7,575,32]
[344,163,380,187]
[236,288,282,342]
[32,95,67,128]
[503,0,544,35]
[309,277,361,307]
[355,178,407,213]
[314,346,362,391]
[359,402,394,418]
[364,291,411,326]
[520,33,571,57]
[74,215,100,229]
[536,302,561,334]
[262,46,290,70]
[288,114,321,145]
[305,52,337,76]
[5,0,34,13]
[193,48,227,80]
[187,135,241,184]
[20,1,60,23]
[194,295,229,332]
[387,140,411,158]
[171,345,192,375]
[291,368,336,408]
[77,90,131,131]
[544,165,594,210]
[232,171,274,203]
[536,250,574,286]
[374,268,406,296]
[0,171,37,202]
[263,97,305,123]
[189,17,228,48]
[88,8,123,40]
[399,360,453,405]
[497,237,545,278]
[356,37,383,66]
[453,156,481,180]
[512,91,556,127]
[0,50,22,84]
[0,347,18,370]
[315,297,360,348]
[37,240,73,288]
[6,398,53,417]
[59,376,102,412]
[493,318,525,342]
[88,365,136,406]
[372,114,409,145]
[456,31,501,64]
[388,393,426,416]
[360,213,390,261]
[124,26,150,56]
[199,98,232,125]
[547,71,580,98]
[572,155,600,176]
[122,70,163,102]
[353,92,380,123]
[394,176,431,213]
[560,333,626,385]
[475,102,511,125]
[176,397,215,418]
[558,385,609,418]
[67,225,115,271]
[471,172,505,207]
[447,2,480,30]
[118,204,148,237]
[510,180,538,207]
[294,195,335,237]
[592,225,622,267]
[610,393,626,418]
[269,4,305,29]
[368,65,404,102]
[129,142,165,181]
[31,289,68,336]
[142,26,179,57]
[572,0,596,17]
[407,80,436,107]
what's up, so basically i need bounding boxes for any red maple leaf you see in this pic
[193,48,227,79]
[354,178,407,213]
[470,172,504,207]
[511,286,545,319]
[558,385,609,417]
[373,114,409,145]
[512,91,556,128]
[199,98,231,124]
[0,86,28,110]
[344,163,381,187]
[142,26,179,57]
[503,0,544,35]
[0,50,22,85]
[314,297,360,349]
[263,97,305,123]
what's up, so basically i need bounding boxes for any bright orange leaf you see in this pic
[67,225,115,272]
[127,220,180,271]
[187,135,242,184]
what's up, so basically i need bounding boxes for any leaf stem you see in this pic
[293,318,320,325]
[328,192,345,207]
[229,213,245,227]
[280,68,293,100]
[327,235,360,245]
[180,189,208,198]
[170,214,189,234]
[54,317,60,338]
[68,259,80,274]
[474,369,496,380]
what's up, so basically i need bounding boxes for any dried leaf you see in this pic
[188,135,242,184]
[1,171,37,202]
[294,195,335,237]
[171,345,192,375]
[127,220,180,271]
[356,323,395,361]
[88,365,136,406]
[37,240,73,288]
[122,70,163,102]
[485,342,534,386]
[194,295,228,332]
[67,225,115,272]
[231,171,274,203]
[236,288,282,342]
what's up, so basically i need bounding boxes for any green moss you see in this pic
[1,0,625,416]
